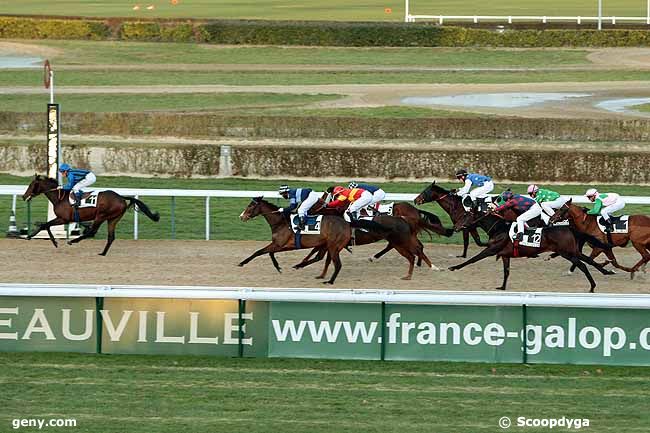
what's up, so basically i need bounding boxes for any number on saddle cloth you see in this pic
[68,191,99,208]
[290,214,322,234]
[597,215,629,234]
[508,224,543,247]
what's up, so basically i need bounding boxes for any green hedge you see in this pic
[2,16,650,47]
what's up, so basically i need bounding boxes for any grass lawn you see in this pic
[2,0,648,21]
[634,103,650,112]
[14,41,591,68]
[3,69,650,87]
[0,352,648,433]
[1,174,648,242]
[247,106,490,118]
[0,93,341,113]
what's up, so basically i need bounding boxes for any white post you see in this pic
[134,195,139,240]
[205,196,210,240]
[404,0,409,22]
[49,70,54,105]
[598,0,602,30]
[11,194,16,214]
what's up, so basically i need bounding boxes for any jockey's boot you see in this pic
[513,232,524,242]
[347,211,358,222]
[73,192,82,223]
[604,219,613,233]
[298,216,306,231]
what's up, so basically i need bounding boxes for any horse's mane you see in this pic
[257,198,279,210]
[430,182,450,194]
[35,174,57,184]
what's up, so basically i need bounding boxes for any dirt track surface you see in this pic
[1,239,647,293]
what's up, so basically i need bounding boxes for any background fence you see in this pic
[3,185,650,240]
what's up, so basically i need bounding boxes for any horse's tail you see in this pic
[572,229,612,251]
[417,209,454,238]
[125,196,160,222]
[350,219,392,236]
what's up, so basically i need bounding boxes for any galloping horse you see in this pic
[550,200,650,277]
[450,210,614,292]
[238,197,390,284]
[294,213,438,280]
[22,175,160,255]
[414,181,486,257]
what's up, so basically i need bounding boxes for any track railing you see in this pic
[2,185,650,240]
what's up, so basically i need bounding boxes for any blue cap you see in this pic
[59,163,71,172]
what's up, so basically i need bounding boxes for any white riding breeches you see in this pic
[297,191,321,218]
[469,181,494,201]
[540,196,568,223]
[370,189,386,205]
[516,203,542,233]
[601,198,625,221]
[348,190,373,214]
[72,173,96,194]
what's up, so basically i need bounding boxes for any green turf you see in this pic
[19,40,591,67]
[0,352,648,433]
[633,103,650,112]
[1,174,649,243]
[0,93,340,113]
[2,0,648,21]
[4,69,650,87]
[248,106,490,118]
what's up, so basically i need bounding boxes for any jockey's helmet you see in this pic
[585,188,598,198]
[332,186,345,196]
[348,181,358,189]
[278,185,290,195]
[527,184,539,195]
[59,163,71,172]
[455,168,468,179]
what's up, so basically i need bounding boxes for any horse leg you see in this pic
[295,248,326,270]
[238,243,279,267]
[269,253,282,273]
[27,217,66,248]
[496,256,510,291]
[563,254,596,293]
[324,248,343,284]
[316,253,331,279]
[459,230,470,258]
[99,214,124,256]
[449,246,499,271]
[470,228,487,247]
[371,244,393,262]
[627,242,650,278]
[68,219,103,245]
[416,243,440,271]
[393,245,415,280]
[295,247,319,269]
[415,240,424,267]
[578,253,615,276]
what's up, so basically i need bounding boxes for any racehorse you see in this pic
[414,181,486,258]
[449,210,615,292]
[238,197,390,284]
[293,213,437,280]
[22,175,160,256]
[550,200,650,277]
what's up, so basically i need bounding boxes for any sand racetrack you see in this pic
[0,239,647,293]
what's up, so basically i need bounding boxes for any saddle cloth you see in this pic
[462,196,493,213]
[290,214,322,234]
[597,215,629,234]
[509,224,543,248]
[68,191,99,208]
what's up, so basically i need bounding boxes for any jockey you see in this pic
[327,185,373,221]
[59,163,96,209]
[493,189,535,218]
[513,185,566,241]
[278,185,320,230]
[454,168,494,208]
[585,188,625,232]
[348,181,386,210]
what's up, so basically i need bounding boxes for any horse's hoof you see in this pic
[456,255,466,259]
[53,242,58,248]
[401,276,412,281]
[630,272,635,280]
[564,270,574,276]
[368,257,374,262]
[66,240,73,246]
[315,275,325,280]
[98,253,106,256]
[292,265,301,270]
[275,268,282,274]
[495,286,506,291]
[448,267,457,272]
[323,281,334,285]
[237,263,244,267]
[430,265,441,272]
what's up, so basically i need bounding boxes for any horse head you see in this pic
[239,196,267,222]
[22,174,57,202]
[414,181,450,205]
[549,198,572,224]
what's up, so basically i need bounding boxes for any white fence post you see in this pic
[205,196,210,241]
